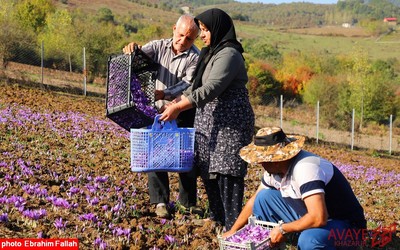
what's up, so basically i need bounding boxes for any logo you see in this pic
[370,223,397,248]
[328,223,397,248]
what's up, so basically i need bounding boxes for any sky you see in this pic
[236,0,338,4]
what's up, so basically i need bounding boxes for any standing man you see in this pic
[224,127,366,249]
[123,14,200,218]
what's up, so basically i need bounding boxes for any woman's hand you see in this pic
[160,95,192,121]
[221,229,236,238]
[159,103,181,121]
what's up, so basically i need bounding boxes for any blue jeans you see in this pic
[253,189,362,249]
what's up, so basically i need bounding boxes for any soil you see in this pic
[0,81,399,249]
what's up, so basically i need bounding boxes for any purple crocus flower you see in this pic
[67,176,78,183]
[78,213,98,223]
[0,213,8,222]
[94,176,108,183]
[54,217,67,230]
[37,231,44,238]
[94,237,108,250]
[22,208,47,220]
[165,235,176,244]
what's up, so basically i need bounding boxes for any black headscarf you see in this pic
[191,8,244,90]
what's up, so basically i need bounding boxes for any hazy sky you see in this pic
[236,0,338,4]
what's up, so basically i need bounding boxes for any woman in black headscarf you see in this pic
[160,8,254,230]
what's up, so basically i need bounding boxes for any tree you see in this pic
[77,21,126,77]
[37,9,80,71]
[14,0,55,33]
[275,52,314,99]
[0,1,36,67]
[97,8,114,23]
[247,60,282,105]
[242,39,282,63]
[302,74,343,128]
[337,49,398,129]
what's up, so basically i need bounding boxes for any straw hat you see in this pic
[240,127,305,164]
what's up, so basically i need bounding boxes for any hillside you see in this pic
[60,0,400,28]
[58,0,400,63]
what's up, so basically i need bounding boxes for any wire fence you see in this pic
[1,42,106,97]
[254,100,399,155]
[1,42,399,155]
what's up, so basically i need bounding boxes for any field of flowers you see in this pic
[0,82,399,249]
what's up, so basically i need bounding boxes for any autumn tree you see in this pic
[275,52,314,100]
[247,60,282,105]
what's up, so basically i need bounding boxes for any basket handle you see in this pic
[151,115,178,131]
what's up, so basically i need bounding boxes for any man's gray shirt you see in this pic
[141,38,199,109]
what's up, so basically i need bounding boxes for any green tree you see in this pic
[0,1,36,67]
[337,50,398,129]
[78,21,126,77]
[37,9,81,71]
[243,39,282,63]
[132,25,165,43]
[97,8,114,23]
[14,0,55,33]
[302,74,343,127]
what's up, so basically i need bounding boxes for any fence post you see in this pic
[83,47,87,96]
[41,40,44,85]
[351,109,355,150]
[389,114,393,155]
[280,95,283,128]
[316,101,319,144]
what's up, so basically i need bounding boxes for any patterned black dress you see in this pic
[194,87,254,228]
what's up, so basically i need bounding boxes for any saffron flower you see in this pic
[54,217,67,230]
[0,213,8,223]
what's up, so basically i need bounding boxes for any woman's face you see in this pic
[199,22,211,46]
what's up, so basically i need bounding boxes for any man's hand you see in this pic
[123,42,141,54]
[269,226,285,245]
[155,90,165,101]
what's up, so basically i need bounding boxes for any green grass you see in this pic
[235,23,400,61]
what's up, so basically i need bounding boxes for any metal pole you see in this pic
[280,95,283,128]
[316,101,320,144]
[83,47,87,96]
[41,40,44,85]
[351,109,355,150]
[389,114,393,155]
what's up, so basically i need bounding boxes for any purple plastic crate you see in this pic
[106,49,159,130]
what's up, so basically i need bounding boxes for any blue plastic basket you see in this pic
[130,115,195,172]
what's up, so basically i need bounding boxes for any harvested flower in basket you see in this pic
[227,224,271,245]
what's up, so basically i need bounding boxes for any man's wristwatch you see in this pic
[278,220,287,235]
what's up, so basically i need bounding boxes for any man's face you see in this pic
[172,23,197,54]
[261,161,287,177]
